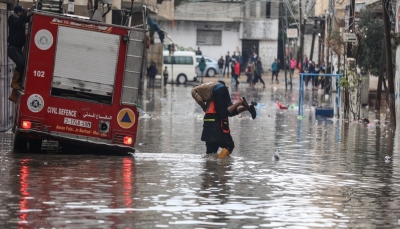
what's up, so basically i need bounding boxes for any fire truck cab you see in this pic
[12,5,146,153]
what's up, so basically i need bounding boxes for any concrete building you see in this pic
[162,0,279,70]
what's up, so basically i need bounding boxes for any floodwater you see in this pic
[1,78,400,228]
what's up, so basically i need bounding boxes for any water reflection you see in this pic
[0,82,399,228]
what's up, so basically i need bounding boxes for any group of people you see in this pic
[245,53,266,88]
[147,62,170,88]
[216,51,243,87]
[216,51,267,88]
[301,56,327,90]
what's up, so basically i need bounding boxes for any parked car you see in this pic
[196,55,219,77]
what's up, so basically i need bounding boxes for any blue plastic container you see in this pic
[315,107,334,118]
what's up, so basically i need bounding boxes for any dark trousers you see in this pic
[8,45,25,73]
[233,74,239,86]
[163,76,168,86]
[206,141,235,154]
[271,71,278,81]
[149,77,155,88]
[223,65,230,77]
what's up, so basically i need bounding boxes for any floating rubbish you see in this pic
[385,156,392,163]
[289,103,299,110]
[367,123,376,128]
[138,108,146,115]
[140,113,151,119]
[276,101,288,109]
[297,115,305,119]
[139,143,146,146]
[272,150,280,161]
[160,98,167,102]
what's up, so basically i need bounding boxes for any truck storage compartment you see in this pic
[51,26,120,104]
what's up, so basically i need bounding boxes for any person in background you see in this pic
[254,57,265,87]
[147,62,157,89]
[245,61,253,86]
[237,51,243,71]
[309,61,318,90]
[218,56,224,80]
[290,57,297,76]
[196,47,202,55]
[8,5,31,103]
[198,57,206,84]
[318,61,326,88]
[250,51,258,63]
[223,52,231,78]
[163,66,168,86]
[271,58,279,84]
[231,51,237,62]
[233,60,240,87]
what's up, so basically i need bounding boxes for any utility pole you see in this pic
[298,0,305,75]
[310,19,317,61]
[280,1,288,89]
[381,0,395,125]
[347,0,355,58]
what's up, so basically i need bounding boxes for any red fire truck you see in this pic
[12,9,146,153]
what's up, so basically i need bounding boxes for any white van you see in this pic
[162,51,197,84]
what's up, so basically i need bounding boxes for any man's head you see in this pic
[14,5,25,15]
[198,47,200,50]
[238,51,241,55]
[227,51,230,55]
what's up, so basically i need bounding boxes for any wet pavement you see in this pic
[1,76,400,228]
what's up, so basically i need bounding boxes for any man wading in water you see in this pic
[191,81,256,158]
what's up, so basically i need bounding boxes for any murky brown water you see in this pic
[1,80,399,228]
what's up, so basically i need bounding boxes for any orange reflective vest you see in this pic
[204,101,230,134]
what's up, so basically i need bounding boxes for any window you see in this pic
[266,0,271,18]
[197,30,222,46]
[164,56,193,65]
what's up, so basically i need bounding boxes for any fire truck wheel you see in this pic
[177,74,187,84]
[13,134,27,150]
[28,139,42,152]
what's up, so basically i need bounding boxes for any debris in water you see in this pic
[385,156,392,162]
[272,150,280,161]
[139,143,146,146]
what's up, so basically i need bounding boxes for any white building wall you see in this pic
[303,34,319,62]
[259,41,278,72]
[162,21,241,62]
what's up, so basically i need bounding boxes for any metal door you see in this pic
[241,39,259,68]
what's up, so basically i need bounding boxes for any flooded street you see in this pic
[1,79,400,228]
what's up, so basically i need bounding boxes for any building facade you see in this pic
[162,0,279,71]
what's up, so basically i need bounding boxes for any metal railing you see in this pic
[298,73,342,117]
